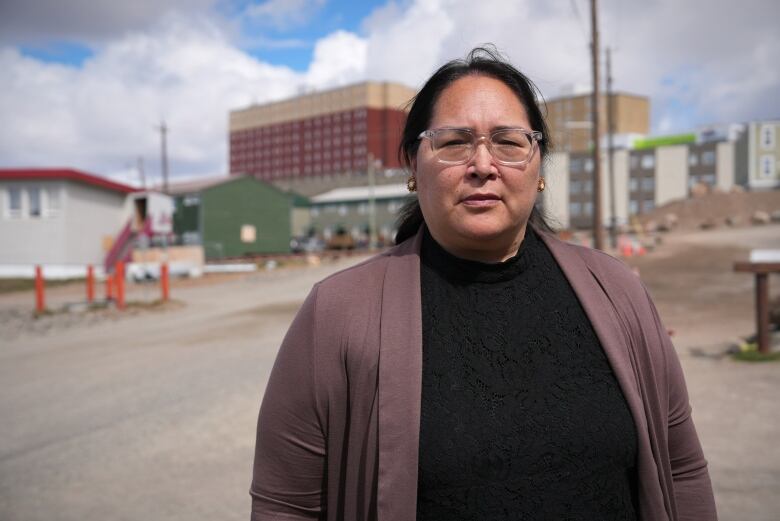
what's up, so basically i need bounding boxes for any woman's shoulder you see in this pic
[538,231,647,297]
[311,238,419,308]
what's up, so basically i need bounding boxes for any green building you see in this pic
[169,175,297,259]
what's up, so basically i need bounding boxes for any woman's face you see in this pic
[414,74,542,262]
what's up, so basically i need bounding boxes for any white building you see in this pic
[0,168,135,278]
[736,120,780,190]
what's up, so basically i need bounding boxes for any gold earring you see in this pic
[537,177,545,192]
[407,175,417,192]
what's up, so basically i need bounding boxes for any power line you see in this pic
[570,0,590,39]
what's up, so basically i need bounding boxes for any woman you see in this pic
[250,47,717,520]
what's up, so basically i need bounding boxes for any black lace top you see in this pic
[417,227,638,520]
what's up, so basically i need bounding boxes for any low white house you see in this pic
[0,168,136,278]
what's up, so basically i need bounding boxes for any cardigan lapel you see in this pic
[376,230,424,521]
[538,232,670,521]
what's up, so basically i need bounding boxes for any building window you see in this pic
[45,187,61,217]
[6,187,22,218]
[570,158,582,173]
[570,181,581,194]
[641,177,655,191]
[27,187,42,217]
[630,155,639,169]
[641,154,655,170]
[760,155,776,178]
[583,180,593,194]
[338,204,348,216]
[183,195,200,206]
[569,201,581,215]
[689,153,698,166]
[629,200,639,215]
[310,207,320,217]
[644,200,655,212]
[702,150,716,165]
[629,178,639,191]
[583,201,593,216]
[761,125,776,150]
[584,159,593,172]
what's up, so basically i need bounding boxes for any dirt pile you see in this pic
[638,189,780,232]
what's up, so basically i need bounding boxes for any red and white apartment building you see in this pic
[228,81,417,182]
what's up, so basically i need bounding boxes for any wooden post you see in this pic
[116,262,125,310]
[35,265,45,313]
[86,265,95,304]
[161,262,170,302]
[734,260,780,355]
[756,272,770,354]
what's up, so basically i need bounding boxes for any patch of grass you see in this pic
[730,342,780,362]
[124,298,183,310]
[0,278,86,294]
[731,350,780,362]
[32,308,55,319]
[0,279,36,293]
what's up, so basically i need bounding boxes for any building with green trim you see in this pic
[308,184,413,246]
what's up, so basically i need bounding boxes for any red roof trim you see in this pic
[0,168,137,194]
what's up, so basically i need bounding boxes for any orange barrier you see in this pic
[161,262,170,302]
[620,238,633,258]
[35,265,45,313]
[86,265,95,303]
[115,262,125,310]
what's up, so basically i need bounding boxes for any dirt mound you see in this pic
[638,189,780,231]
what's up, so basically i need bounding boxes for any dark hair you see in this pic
[395,46,554,244]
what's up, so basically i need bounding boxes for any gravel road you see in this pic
[1,226,778,520]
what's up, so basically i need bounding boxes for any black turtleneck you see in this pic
[416,227,638,521]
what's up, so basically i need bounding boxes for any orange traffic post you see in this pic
[106,273,114,301]
[161,262,170,302]
[86,265,95,304]
[35,265,45,313]
[115,262,125,310]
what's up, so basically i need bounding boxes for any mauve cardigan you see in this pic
[250,227,717,521]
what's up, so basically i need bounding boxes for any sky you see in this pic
[1,0,778,187]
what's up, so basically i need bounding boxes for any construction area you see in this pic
[1,205,779,519]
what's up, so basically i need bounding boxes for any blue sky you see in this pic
[1,0,778,183]
[234,0,385,71]
[19,41,95,67]
[16,0,386,70]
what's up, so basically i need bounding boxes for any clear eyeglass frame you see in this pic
[418,127,543,166]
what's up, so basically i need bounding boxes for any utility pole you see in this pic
[606,47,617,249]
[137,156,146,190]
[590,0,604,250]
[157,120,169,194]
[367,153,377,250]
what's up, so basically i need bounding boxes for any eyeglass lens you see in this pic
[431,129,534,163]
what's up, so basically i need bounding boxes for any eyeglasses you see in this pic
[418,127,543,166]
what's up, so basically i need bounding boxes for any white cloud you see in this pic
[305,30,368,88]
[244,0,327,30]
[359,0,780,131]
[1,0,778,184]
[0,14,303,182]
